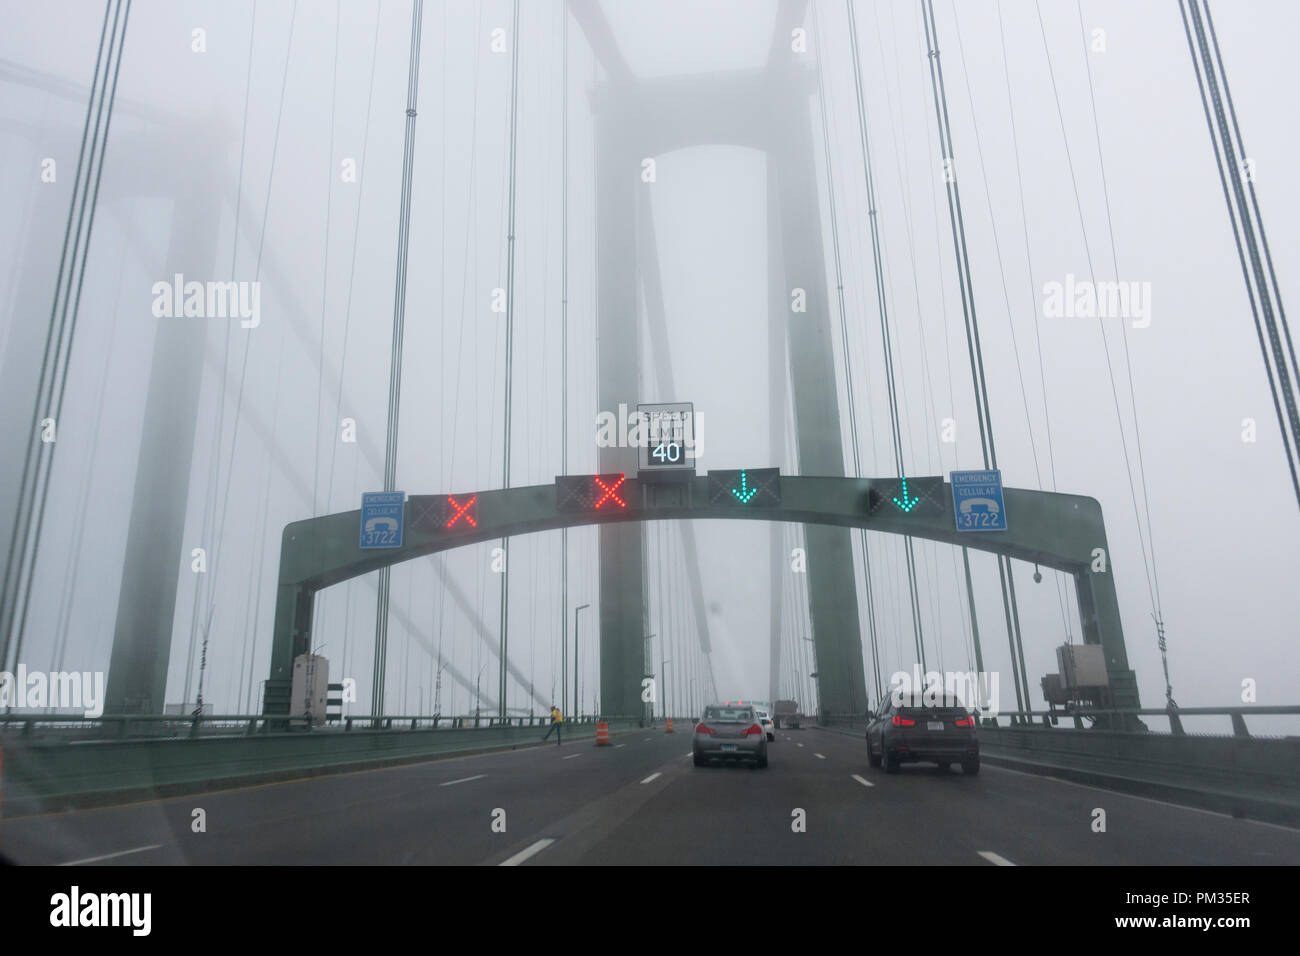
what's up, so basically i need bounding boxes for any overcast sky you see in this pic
[2,0,1298,727]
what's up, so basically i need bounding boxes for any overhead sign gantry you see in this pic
[265,469,1138,721]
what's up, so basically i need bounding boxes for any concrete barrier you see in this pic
[1,717,641,814]
[815,718,1300,826]
[976,725,1300,825]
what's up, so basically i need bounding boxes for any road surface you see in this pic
[4,727,1298,865]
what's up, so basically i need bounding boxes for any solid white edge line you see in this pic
[440,774,486,787]
[983,762,1300,834]
[851,774,875,788]
[499,838,556,866]
[59,844,162,866]
[978,850,1016,866]
[641,772,662,784]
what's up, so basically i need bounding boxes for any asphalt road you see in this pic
[4,726,1299,865]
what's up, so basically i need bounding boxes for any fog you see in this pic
[2,0,1298,725]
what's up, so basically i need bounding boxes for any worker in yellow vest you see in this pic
[542,704,563,745]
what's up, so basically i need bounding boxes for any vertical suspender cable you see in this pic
[996,0,1073,642]
[920,0,1031,713]
[2,0,130,673]
[814,2,882,704]
[497,0,522,718]
[1180,0,1300,512]
[560,1,570,721]
[1203,6,1300,403]
[374,0,424,717]
[846,0,928,677]
[1070,0,1171,700]
[331,0,383,717]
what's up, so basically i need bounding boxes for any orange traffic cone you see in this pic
[665,718,674,734]
[595,721,611,746]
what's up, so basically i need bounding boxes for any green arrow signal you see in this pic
[731,470,758,503]
[891,476,920,513]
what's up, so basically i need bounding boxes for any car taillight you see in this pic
[954,715,974,727]
[695,723,715,735]
[892,715,915,726]
[743,724,764,735]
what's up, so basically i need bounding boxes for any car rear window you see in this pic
[704,707,753,721]
[892,693,970,713]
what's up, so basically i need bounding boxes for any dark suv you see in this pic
[867,692,979,775]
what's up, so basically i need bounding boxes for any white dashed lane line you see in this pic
[59,845,162,866]
[499,839,556,866]
[614,743,626,749]
[978,850,1016,866]
[796,742,804,748]
[851,774,875,788]
[641,772,662,784]
[440,774,486,787]
[562,753,581,760]
[814,753,826,760]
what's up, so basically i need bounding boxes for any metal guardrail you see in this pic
[820,704,1300,738]
[0,713,297,740]
[340,714,615,731]
[0,712,640,741]
[0,714,650,812]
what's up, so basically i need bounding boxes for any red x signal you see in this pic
[593,474,626,509]
[446,495,477,528]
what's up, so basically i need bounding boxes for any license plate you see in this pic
[721,744,737,752]
[927,721,945,731]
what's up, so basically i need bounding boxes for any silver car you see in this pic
[693,705,769,768]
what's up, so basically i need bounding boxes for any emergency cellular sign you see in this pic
[950,470,1007,532]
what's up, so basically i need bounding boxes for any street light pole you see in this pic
[573,603,590,720]
[475,663,486,728]
[803,637,817,717]
[644,633,655,725]
[662,657,671,721]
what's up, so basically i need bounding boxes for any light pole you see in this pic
[475,663,486,727]
[662,657,671,720]
[643,633,655,725]
[573,603,590,720]
[803,637,817,717]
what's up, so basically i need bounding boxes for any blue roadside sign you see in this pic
[950,470,1007,532]
[359,491,405,549]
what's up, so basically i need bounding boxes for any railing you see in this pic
[0,711,637,742]
[0,712,297,740]
[819,704,1300,738]
[0,713,648,811]
[340,713,610,731]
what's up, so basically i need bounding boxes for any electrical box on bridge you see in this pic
[291,653,330,727]
[1057,644,1109,689]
